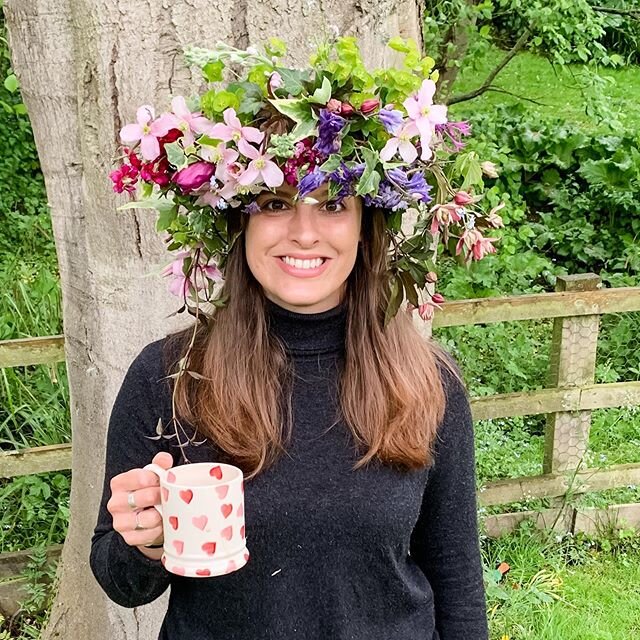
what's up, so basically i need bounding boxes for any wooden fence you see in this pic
[1,273,640,611]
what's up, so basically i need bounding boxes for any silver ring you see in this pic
[127,491,137,510]
[134,511,145,531]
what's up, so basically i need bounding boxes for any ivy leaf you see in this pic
[308,76,332,105]
[164,141,188,170]
[399,270,419,308]
[355,146,381,197]
[269,98,313,125]
[274,67,310,96]
[319,154,343,172]
[290,117,318,142]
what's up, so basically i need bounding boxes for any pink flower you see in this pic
[237,139,284,188]
[455,229,499,262]
[429,203,464,236]
[120,105,174,161]
[161,251,224,298]
[164,96,215,147]
[208,108,264,145]
[379,120,420,163]
[174,161,216,192]
[403,79,448,161]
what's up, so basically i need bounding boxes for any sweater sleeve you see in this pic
[409,360,489,640]
[89,339,173,608]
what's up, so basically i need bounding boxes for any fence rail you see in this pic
[2,275,640,534]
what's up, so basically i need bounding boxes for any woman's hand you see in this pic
[106,451,173,553]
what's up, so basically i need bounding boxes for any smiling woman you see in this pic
[244,183,363,313]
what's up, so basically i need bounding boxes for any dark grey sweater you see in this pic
[90,299,488,639]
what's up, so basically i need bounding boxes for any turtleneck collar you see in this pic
[265,298,348,356]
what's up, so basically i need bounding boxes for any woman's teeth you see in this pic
[281,257,325,269]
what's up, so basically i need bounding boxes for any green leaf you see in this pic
[156,205,179,231]
[265,37,287,58]
[3,74,18,93]
[269,98,313,125]
[355,146,381,197]
[290,117,318,142]
[399,270,419,307]
[319,154,343,173]
[211,90,241,113]
[274,67,310,97]
[164,141,188,170]
[384,276,403,328]
[308,76,332,105]
[387,37,412,53]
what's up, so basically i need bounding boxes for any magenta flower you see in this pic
[379,120,420,163]
[237,139,284,188]
[208,108,264,145]
[120,105,174,161]
[403,79,448,161]
[109,163,139,194]
[174,161,216,192]
[429,203,464,236]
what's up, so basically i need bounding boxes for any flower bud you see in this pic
[425,271,438,284]
[454,191,474,206]
[360,98,380,115]
[339,102,355,116]
[174,161,216,192]
[326,98,342,113]
[481,161,499,179]
[431,293,445,304]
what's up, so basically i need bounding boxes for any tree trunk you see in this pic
[3,1,422,638]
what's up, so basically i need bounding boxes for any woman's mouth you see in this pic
[276,256,330,277]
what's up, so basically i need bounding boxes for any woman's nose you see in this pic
[287,206,320,242]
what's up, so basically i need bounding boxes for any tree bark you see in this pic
[3,1,422,638]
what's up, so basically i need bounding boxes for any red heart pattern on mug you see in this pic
[226,560,237,573]
[201,542,217,556]
[179,489,193,504]
[240,525,245,539]
[221,504,233,519]
[173,566,186,576]
[221,526,233,541]
[236,503,244,517]
[169,516,179,530]
[192,515,208,530]
[167,471,176,483]
[209,465,223,480]
[196,568,211,577]
[244,552,250,561]
[172,540,184,555]
[215,484,229,499]
[161,487,169,502]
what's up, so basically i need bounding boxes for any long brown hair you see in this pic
[163,205,460,480]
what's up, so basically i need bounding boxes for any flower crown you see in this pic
[110,36,504,325]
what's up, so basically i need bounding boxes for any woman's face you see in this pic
[244,183,363,314]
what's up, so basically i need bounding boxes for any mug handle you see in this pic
[143,463,167,517]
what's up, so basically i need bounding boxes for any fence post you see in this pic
[543,273,602,475]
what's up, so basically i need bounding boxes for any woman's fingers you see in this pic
[112,506,163,534]
[107,485,161,514]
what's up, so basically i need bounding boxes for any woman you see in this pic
[90,178,489,639]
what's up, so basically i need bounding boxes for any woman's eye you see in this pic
[263,199,291,211]
[323,200,345,213]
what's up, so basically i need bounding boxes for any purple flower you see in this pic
[328,162,365,200]
[363,181,408,211]
[378,106,404,135]
[387,168,432,203]
[313,109,347,156]
[244,201,261,215]
[174,161,216,192]
[297,168,328,199]
[434,120,472,152]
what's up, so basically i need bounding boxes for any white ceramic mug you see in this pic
[143,461,249,578]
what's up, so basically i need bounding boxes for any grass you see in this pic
[448,45,640,133]
[482,522,640,639]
